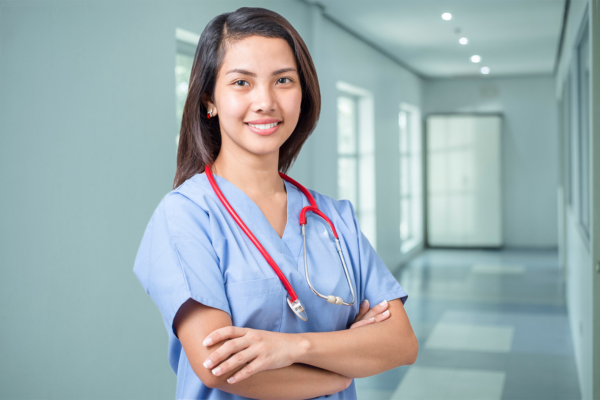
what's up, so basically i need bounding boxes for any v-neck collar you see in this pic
[198,172,305,262]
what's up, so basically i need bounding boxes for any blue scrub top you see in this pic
[133,172,408,400]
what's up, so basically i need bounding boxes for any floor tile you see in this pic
[424,322,514,352]
[390,366,505,400]
[471,264,526,274]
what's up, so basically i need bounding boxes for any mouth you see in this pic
[245,121,282,136]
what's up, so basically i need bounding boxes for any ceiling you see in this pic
[308,0,566,79]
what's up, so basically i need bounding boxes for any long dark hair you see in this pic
[173,7,321,189]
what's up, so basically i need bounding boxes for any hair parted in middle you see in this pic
[173,7,321,189]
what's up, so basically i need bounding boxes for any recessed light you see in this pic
[470,55,481,63]
[459,37,468,45]
[480,66,490,74]
[442,13,452,20]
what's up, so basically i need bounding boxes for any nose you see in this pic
[252,83,276,113]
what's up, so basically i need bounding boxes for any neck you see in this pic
[211,149,285,200]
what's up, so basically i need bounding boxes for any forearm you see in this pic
[214,362,349,400]
[296,302,418,378]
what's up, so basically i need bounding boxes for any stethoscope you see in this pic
[205,163,356,321]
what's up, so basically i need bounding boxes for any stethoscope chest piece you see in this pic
[287,297,308,321]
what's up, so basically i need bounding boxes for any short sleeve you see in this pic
[347,200,408,307]
[133,192,231,339]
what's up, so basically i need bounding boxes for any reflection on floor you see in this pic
[355,249,581,400]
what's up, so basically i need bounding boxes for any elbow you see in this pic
[406,335,419,365]
[397,334,419,367]
[191,364,220,389]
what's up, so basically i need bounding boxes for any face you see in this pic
[204,35,303,161]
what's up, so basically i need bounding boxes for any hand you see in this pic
[201,327,304,385]
[349,299,390,329]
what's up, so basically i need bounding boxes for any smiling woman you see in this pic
[173,8,321,189]
[133,6,415,400]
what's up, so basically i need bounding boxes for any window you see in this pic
[337,95,358,210]
[399,103,423,253]
[336,82,376,249]
[565,67,573,208]
[577,21,590,238]
[175,28,199,149]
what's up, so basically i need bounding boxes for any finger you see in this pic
[211,349,255,377]
[373,309,390,322]
[203,337,249,370]
[353,300,370,323]
[203,326,247,347]
[226,357,261,384]
[349,316,375,329]
[362,300,389,320]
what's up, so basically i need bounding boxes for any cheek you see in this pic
[290,90,303,110]
[218,93,247,127]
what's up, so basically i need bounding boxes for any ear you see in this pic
[201,93,217,116]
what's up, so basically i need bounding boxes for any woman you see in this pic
[133,7,418,400]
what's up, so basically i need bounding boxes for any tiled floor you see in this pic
[355,249,581,400]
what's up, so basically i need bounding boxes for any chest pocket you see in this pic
[225,277,283,332]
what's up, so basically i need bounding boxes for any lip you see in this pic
[246,121,281,136]
[245,118,282,124]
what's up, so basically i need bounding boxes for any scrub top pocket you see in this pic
[224,277,283,332]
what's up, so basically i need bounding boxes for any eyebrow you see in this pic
[225,67,297,77]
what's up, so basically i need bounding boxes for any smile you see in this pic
[245,121,281,136]
[246,122,281,129]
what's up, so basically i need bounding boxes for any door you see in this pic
[426,114,502,247]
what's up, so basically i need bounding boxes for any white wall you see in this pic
[423,76,559,248]
[0,1,307,399]
[308,8,423,268]
[554,0,599,398]
[0,1,422,398]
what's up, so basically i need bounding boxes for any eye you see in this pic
[234,80,249,86]
[277,77,293,84]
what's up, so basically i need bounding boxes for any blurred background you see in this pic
[1,0,599,399]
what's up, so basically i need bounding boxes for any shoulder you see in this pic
[153,173,213,235]
[305,188,358,234]
[163,173,211,212]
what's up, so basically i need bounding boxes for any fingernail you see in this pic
[362,300,368,307]
[203,359,213,368]
[382,310,390,315]
[368,317,375,321]
[212,367,221,376]
[379,300,387,307]
[203,337,213,346]
[227,376,235,384]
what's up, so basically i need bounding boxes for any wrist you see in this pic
[293,332,311,364]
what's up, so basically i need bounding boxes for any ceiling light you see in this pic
[459,37,468,45]
[480,66,490,74]
[470,55,481,63]
[442,13,452,20]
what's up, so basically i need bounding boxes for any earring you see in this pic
[207,108,213,119]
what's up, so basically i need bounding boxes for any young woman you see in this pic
[133,7,417,400]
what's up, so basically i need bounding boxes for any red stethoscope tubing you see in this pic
[204,163,339,303]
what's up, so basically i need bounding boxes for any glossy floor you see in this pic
[355,249,581,400]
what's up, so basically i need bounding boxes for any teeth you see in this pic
[248,122,279,129]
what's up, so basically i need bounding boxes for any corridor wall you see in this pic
[423,76,559,248]
[0,1,423,399]
[554,1,600,398]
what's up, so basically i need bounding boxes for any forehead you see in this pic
[220,36,297,73]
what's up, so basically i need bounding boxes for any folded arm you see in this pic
[174,299,350,399]
[296,298,418,378]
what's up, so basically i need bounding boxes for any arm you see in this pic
[174,299,350,400]
[296,298,418,378]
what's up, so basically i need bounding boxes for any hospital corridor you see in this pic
[1,0,599,400]
[356,249,580,399]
